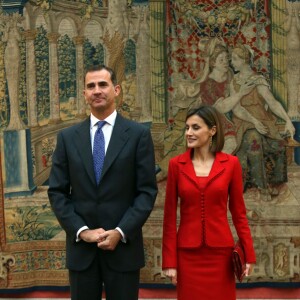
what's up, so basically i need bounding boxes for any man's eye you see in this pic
[86,83,95,89]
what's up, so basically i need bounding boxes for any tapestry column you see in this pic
[73,35,86,119]
[136,6,151,122]
[24,29,38,128]
[47,32,61,124]
[2,12,36,197]
[0,149,12,278]
[149,0,167,162]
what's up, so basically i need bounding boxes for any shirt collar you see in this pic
[90,110,117,129]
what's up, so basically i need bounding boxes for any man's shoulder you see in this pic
[59,118,89,135]
[116,114,151,131]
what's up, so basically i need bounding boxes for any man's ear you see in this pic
[114,85,121,96]
[83,90,87,104]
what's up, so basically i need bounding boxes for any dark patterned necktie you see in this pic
[93,121,106,184]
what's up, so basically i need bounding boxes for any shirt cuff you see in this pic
[115,227,126,243]
[76,226,89,242]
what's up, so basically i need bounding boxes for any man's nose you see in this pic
[93,84,102,93]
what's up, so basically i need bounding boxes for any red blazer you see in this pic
[162,150,256,269]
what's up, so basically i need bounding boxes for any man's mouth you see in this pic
[94,97,105,102]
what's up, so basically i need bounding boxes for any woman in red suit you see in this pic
[162,104,256,300]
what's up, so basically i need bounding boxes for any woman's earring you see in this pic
[209,135,213,148]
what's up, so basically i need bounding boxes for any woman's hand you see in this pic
[253,119,268,135]
[163,268,177,285]
[238,81,256,97]
[284,121,295,138]
[244,263,254,277]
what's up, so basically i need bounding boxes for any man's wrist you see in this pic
[115,227,126,243]
[76,226,89,242]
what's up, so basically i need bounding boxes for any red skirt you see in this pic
[177,246,236,300]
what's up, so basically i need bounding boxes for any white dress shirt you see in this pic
[76,110,126,242]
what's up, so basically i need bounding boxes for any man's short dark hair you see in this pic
[85,65,118,85]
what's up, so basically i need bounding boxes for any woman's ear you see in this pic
[211,125,217,136]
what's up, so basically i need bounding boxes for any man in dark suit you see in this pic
[48,65,158,300]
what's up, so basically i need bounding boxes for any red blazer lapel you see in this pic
[178,149,229,189]
[206,152,228,186]
[178,149,199,189]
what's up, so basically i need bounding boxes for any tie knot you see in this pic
[97,121,106,130]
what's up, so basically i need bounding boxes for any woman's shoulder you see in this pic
[169,149,191,164]
[217,151,239,164]
[249,74,269,86]
[234,71,269,87]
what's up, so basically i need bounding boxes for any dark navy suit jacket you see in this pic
[48,113,158,272]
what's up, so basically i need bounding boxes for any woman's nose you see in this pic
[186,128,192,135]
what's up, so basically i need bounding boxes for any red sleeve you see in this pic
[162,158,179,268]
[228,156,256,263]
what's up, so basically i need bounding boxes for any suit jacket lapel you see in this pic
[74,118,96,184]
[101,114,129,179]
